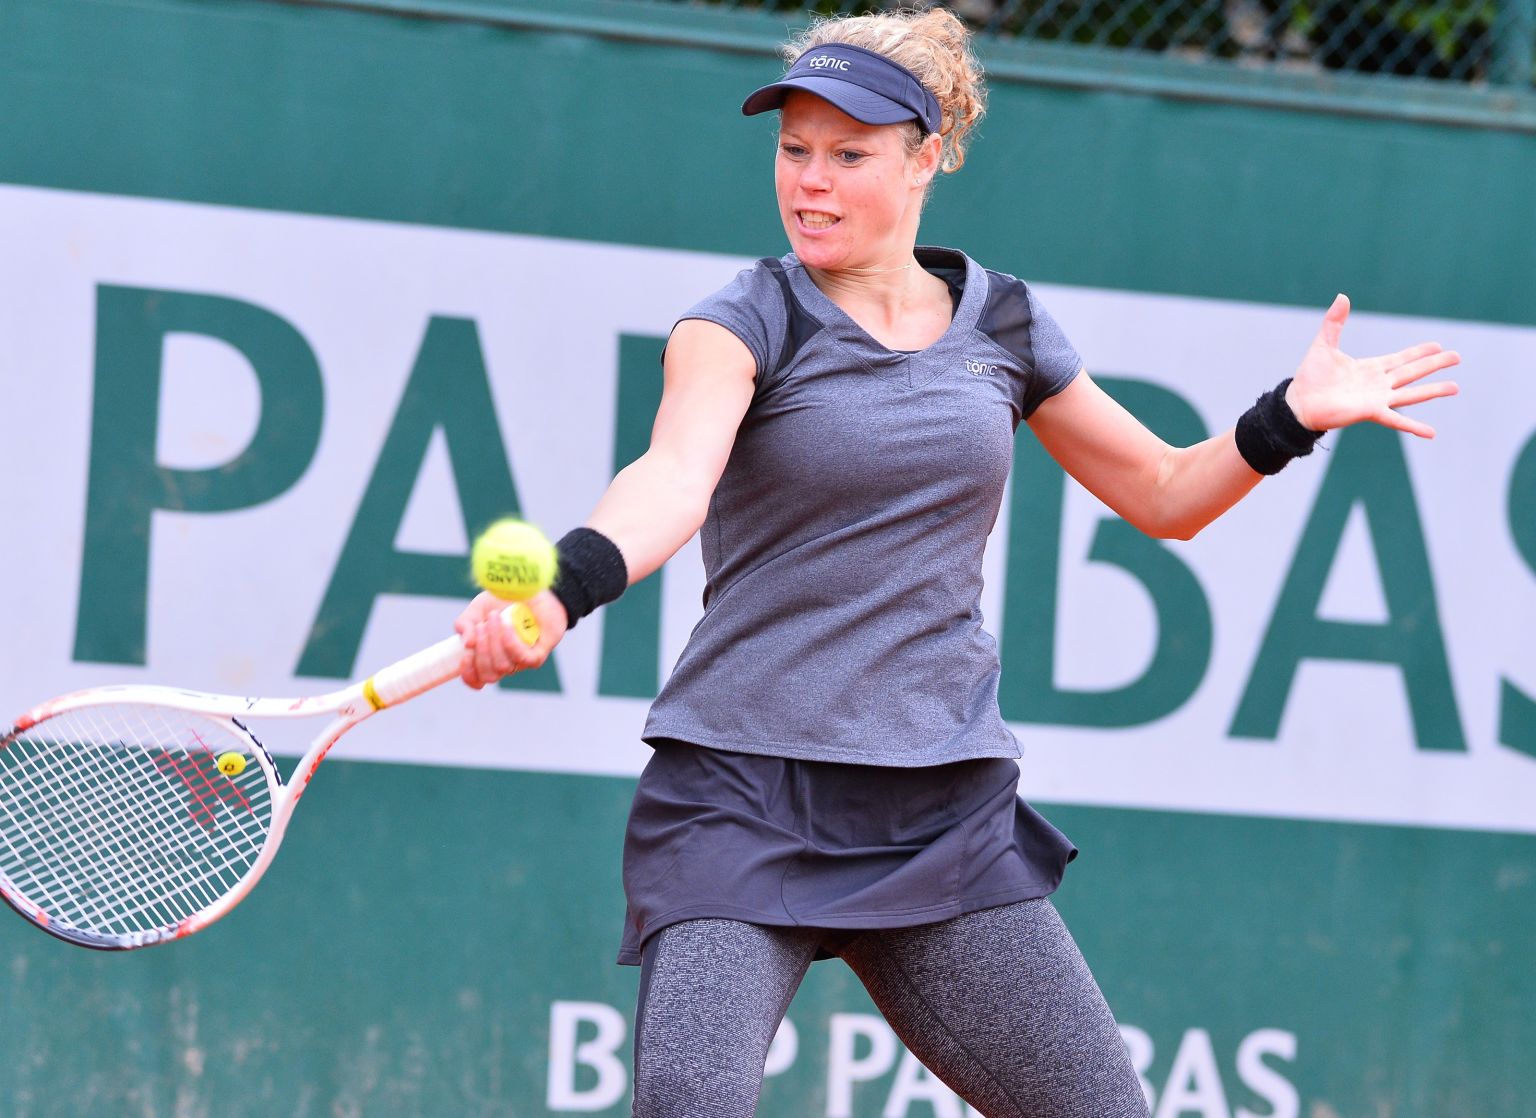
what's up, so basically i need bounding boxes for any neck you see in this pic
[805,250,924,304]
[835,259,915,277]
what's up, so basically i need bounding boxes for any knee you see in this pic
[631,1049,766,1118]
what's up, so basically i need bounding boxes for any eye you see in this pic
[835,150,867,165]
[778,142,809,159]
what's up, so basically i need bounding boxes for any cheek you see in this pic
[853,174,904,220]
[774,163,798,209]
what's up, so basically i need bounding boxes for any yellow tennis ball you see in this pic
[471,519,558,602]
[217,752,247,777]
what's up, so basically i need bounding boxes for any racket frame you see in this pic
[0,608,526,949]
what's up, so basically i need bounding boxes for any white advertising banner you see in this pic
[2,183,1533,834]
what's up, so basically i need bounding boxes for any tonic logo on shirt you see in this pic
[806,55,852,71]
[965,359,1001,377]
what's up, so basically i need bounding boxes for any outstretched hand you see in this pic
[1285,294,1460,438]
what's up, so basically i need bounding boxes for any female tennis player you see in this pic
[456,9,1459,1116]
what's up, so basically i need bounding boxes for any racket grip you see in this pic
[365,603,540,709]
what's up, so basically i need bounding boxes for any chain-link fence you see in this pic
[629,1,1536,87]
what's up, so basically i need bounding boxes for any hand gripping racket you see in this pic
[0,603,538,950]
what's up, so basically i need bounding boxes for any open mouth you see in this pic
[798,211,840,231]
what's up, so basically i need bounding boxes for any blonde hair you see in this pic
[784,7,987,175]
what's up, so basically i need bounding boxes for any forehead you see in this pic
[777,90,899,144]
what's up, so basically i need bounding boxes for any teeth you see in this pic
[800,212,838,229]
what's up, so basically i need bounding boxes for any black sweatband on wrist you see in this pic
[549,527,629,629]
[1235,377,1325,476]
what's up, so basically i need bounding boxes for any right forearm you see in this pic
[584,450,714,584]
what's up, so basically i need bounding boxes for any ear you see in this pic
[912,130,943,187]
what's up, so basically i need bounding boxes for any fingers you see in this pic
[1392,378,1460,409]
[454,590,503,637]
[459,600,551,688]
[1317,293,1350,349]
[454,599,481,638]
[474,610,511,683]
[1373,378,1458,439]
[1388,347,1461,388]
[1299,295,1460,439]
[458,648,480,689]
[458,621,483,688]
[1377,406,1438,440]
[1383,341,1443,368]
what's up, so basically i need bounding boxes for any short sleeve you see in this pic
[975,269,1085,421]
[672,261,791,381]
[1020,287,1084,418]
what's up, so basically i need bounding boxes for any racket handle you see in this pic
[365,603,540,709]
[503,602,541,646]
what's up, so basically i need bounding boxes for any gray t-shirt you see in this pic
[642,246,1083,766]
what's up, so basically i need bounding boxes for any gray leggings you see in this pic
[632,898,1149,1118]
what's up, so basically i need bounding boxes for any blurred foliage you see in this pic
[1255,1,1499,79]
[662,0,1525,84]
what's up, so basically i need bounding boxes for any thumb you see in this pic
[1317,292,1350,349]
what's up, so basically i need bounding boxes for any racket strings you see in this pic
[0,704,274,941]
[1,714,266,935]
[7,706,223,916]
[0,736,226,933]
[8,739,227,928]
[4,709,269,930]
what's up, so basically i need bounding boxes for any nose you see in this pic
[799,155,833,193]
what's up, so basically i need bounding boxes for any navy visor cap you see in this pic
[741,43,941,135]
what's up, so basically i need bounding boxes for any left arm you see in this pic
[1027,294,1460,541]
[1028,372,1260,541]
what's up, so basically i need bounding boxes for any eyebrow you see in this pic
[777,126,880,144]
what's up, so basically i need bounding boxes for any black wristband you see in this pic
[1235,377,1325,476]
[549,528,628,629]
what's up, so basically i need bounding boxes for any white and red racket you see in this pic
[0,603,538,950]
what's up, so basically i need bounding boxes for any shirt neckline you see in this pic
[783,246,981,358]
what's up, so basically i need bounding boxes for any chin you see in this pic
[786,235,848,270]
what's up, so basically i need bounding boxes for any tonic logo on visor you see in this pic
[741,43,942,134]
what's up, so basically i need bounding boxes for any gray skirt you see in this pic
[618,740,1077,965]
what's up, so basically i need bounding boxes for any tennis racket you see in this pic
[0,602,539,951]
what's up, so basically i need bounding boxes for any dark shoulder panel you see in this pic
[758,256,825,388]
[977,269,1036,373]
[978,270,1085,420]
